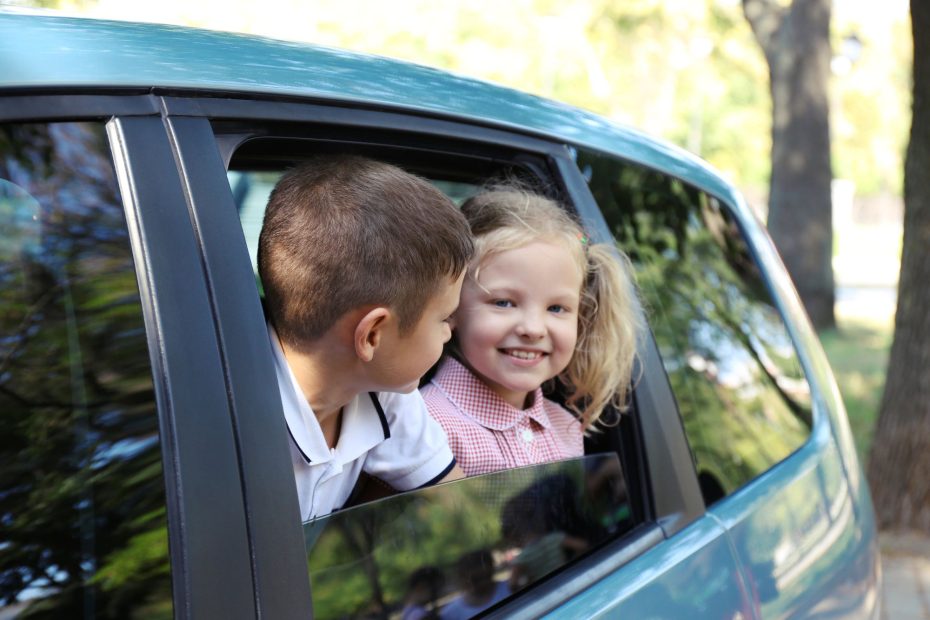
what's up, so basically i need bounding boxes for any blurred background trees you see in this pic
[40,0,908,217]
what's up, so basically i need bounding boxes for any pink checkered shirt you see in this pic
[422,357,583,477]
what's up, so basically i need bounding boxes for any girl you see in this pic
[422,187,642,477]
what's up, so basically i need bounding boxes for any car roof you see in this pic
[0,10,739,204]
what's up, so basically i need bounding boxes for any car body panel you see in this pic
[712,417,877,618]
[545,516,753,619]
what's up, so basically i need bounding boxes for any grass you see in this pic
[817,313,894,465]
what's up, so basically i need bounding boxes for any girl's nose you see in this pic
[516,311,545,339]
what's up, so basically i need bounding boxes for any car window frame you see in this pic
[109,114,259,620]
[164,93,707,618]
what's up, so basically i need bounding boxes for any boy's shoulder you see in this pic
[370,389,430,424]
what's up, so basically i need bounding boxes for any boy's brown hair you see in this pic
[258,155,474,351]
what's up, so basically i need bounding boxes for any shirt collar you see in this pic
[430,357,552,431]
[267,323,387,464]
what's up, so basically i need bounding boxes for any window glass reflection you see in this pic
[0,123,172,618]
[576,149,811,505]
[304,454,632,619]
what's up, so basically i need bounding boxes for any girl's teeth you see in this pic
[508,350,540,360]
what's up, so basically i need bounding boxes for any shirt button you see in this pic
[521,428,534,443]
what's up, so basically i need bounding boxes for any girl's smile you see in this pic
[501,348,545,362]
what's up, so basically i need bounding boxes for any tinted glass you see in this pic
[305,454,631,619]
[576,149,811,504]
[0,123,172,618]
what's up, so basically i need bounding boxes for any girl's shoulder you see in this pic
[541,397,581,424]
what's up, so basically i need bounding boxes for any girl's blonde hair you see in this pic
[460,186,643,430]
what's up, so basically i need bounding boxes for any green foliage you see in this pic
[7,0,98,8]
[92,519,170,591]
[831,9,912,195]
[64,0,910,200]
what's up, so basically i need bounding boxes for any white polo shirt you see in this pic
[268,324,456,522]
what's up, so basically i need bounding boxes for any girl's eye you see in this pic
[492,299,513,308]
[548,304,567,314]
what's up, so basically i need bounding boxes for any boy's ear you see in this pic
[354,306,392,362]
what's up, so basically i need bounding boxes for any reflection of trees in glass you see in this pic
[578,150,811,499]
[305,456,628,620]
[306,480,504,619]
[0,123,171,618]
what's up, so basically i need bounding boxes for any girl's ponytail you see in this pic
[561,242,644,430]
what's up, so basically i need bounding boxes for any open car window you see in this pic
[304,453,633,620]
[218,130,650,616]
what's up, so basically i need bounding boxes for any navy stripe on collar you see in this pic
[286,418,313,464]
[368,392,390,440]
[418,458,456,488]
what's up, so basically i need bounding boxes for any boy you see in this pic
[258,155,474,521]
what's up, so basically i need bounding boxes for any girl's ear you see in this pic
[354,306,391,362]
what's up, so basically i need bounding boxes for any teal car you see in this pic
[0,10,880,619]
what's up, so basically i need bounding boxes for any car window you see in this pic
[0,123,172,618]
[305,453,631,620]
[222,139,646,616]
[575,148,812,505]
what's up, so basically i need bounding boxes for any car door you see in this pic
[163,94,758,619]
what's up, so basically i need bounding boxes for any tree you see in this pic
[867,0,930,533]
[742,0,835,328]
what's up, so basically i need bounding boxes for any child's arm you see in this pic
[438,463,465,482]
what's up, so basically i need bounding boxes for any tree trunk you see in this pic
[743,0,835,328]
[867,0,930,533]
